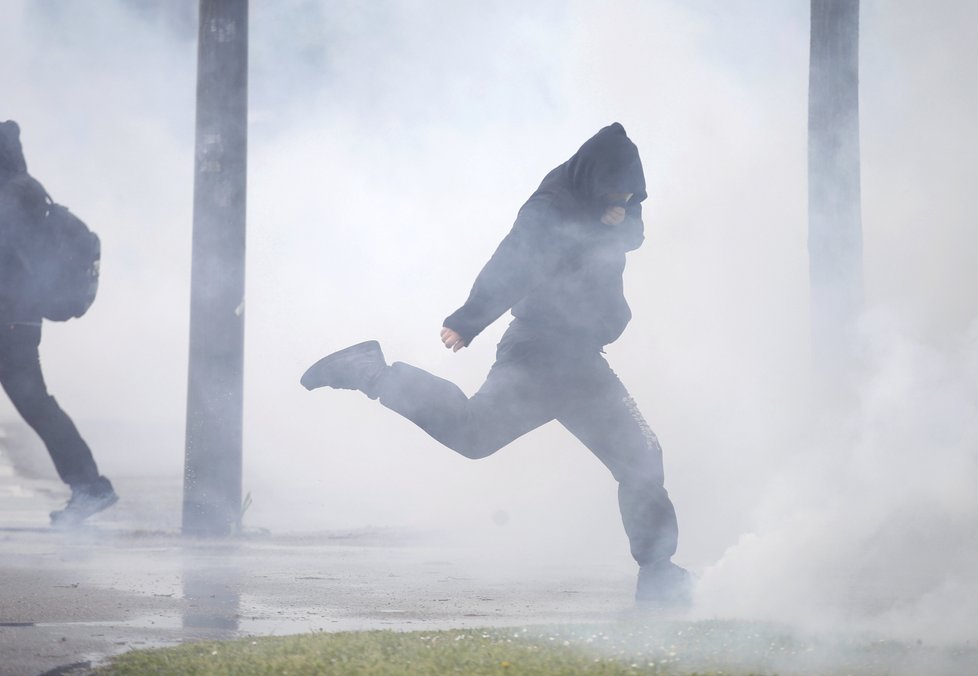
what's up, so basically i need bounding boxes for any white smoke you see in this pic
[694,311,978,642]
[1,0,976,646]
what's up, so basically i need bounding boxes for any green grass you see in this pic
[98,630,679,675]
[96,621,978,675]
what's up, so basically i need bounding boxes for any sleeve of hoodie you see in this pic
[0,175,41,249]
[442,200,558,344]
[0,175,46,304]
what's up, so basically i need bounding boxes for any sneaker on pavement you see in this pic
[50,477,119,527]
[300,340,387,399]
[635,560,693,610]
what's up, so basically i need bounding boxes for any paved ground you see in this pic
[0,439,638,675]
[5,435,977,676]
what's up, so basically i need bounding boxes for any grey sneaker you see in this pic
[50,477,119,527]
[635,560,693,609]
[300,340,387,399]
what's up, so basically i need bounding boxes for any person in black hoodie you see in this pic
[302,123,689,606]
[0,120,117,526]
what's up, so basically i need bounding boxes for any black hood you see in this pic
[564,122,647,208]
[0,120,28,184]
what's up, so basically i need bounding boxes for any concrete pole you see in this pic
[808,0,863,381]
[183,0,248,537]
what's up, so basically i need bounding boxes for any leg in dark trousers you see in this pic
[555,355,678,567]
[377,339,679,568]
[0,323,100,488]
[305,331,687,603]
[378,356,556,459]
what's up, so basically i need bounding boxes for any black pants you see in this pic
[0,322,100,488]
[376,323,679,566]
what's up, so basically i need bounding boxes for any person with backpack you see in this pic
[301,123,691,607]
[0,120,116,526]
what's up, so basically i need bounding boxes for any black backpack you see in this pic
[29,188,101,321]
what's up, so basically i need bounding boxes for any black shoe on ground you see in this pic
[300,340,388,399]
[635,560,693,610]
[50,477,119,527]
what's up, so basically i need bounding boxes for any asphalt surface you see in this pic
[0,437,638,675]
[5,436,978,676]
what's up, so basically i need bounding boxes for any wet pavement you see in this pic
[0,441,636,675]
[5,440,978,676]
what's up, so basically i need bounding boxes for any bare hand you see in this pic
[440,327,467,352]
[601,205,627,226]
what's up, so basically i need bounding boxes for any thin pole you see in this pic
[183,0,248,537]
[808,0,863,378]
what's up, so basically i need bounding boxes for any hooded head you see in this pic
[565,122,647,210]
[0,120,28,185]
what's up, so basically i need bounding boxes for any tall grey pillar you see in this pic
[183,0,248,537]
[808,0,863,377]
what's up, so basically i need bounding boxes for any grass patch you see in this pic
[96,621,978,675]
[98,624,749,675]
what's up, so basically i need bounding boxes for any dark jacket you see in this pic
[0,121,45,323]
[443,122,647,349]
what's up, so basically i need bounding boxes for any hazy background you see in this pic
[2,0,976,642]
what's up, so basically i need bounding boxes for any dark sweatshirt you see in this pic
[443,122,647,350]
[0,121,45,323]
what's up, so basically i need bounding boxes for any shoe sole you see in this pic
[300,340,382,391]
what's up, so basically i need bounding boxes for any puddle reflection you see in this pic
[182,546,241,634]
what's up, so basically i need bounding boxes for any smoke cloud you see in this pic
[2,0,976,645]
